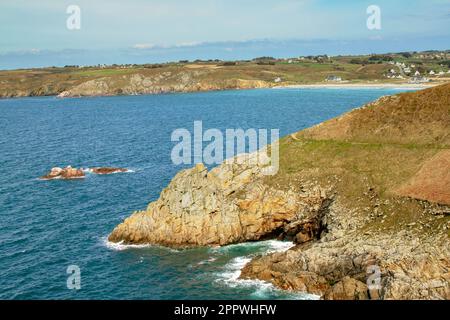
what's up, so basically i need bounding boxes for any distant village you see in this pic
[62,50,450,85]
[385,60,450,84]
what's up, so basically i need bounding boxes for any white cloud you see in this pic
[132,41,203,50]
[175,41,202,48]
[132,43,156,49]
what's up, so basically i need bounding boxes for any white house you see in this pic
[274,77,282,83]
[325,75,342,82]
[429,70,435,75]
[409,76,430,84]
[414,71,421,76]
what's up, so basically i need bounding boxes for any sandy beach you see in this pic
[274,82,443,90]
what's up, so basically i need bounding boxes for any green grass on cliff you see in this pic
[265,84,450,236]
[71,68,142,77]
[265,135,449,235]
[2,52,448,98]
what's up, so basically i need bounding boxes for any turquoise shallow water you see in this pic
[0,88,413,299]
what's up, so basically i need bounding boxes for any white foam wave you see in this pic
[197,257,217,265]
[216,255,319,299]
[265,240,295,253]
[103,239,152,251]
[82,168,135,174]
[213,240,320,299]
[215,256,259,287]
[101,237,179,252]
[209,239,295,254]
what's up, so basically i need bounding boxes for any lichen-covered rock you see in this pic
[240,229,450,300]
[40,166,130,180]
[108,153,330,247]
[324,277,369,300]
[58,73,271,98]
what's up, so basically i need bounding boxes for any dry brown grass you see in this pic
[394,149,450,205]
[299,83,450,146]
[268,84,450,224]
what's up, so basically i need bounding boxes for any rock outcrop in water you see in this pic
[109,84,450,299]
[40,166,128,180]
[90,167,129,175]
[40,166,85,180]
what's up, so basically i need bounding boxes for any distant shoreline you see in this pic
[274,82,440,90]
[0,82,445,100]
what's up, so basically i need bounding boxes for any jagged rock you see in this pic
[324,277,369,300]
[40,166,129,180]
[108,154,331,247]
[57,73,271,98]
[240,231,450,300]
[40,166,84,180]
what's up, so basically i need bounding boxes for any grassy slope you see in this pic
[265,84,450,235]
[2,54,447,98]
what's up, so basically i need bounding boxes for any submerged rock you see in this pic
[40,166,85,180]
[90,167,128,175]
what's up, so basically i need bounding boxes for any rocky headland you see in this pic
[57,74,270,98]
[109,84,450,299]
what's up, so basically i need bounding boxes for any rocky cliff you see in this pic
[109,153,331,246]
[58,73,271,97]
[109,83,450,299]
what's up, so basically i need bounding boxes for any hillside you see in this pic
[109,83,450,299]
[242,84,450,299]
[298,83,450,146]
[1,52,449,98]
[279,83,450,206]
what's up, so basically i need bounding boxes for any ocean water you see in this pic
[0,88,414,299]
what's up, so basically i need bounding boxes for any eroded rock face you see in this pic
[58,73,271,98]
[40,166,85,180]
[108,153,331,247]
[240,229,450,300]
[324,277,369,300]
[107,150,449,300]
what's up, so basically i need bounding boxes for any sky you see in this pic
[0,0,449,69]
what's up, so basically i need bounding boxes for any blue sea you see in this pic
[0,88,414,299]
